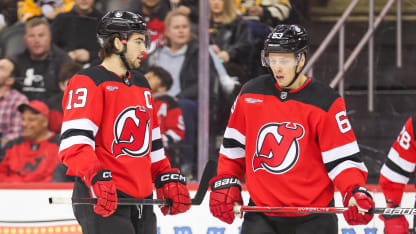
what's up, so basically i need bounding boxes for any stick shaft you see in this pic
[238,206,416,215]
[50,197,169,206]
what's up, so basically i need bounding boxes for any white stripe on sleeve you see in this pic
[322,141,360,163]
[380,164,410,184]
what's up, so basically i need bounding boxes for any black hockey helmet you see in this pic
[97,10,150,49]
[261,24,309,67]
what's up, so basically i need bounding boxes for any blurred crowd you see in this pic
[0,0,309,182]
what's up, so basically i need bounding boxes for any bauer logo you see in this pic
[213,177,241,190]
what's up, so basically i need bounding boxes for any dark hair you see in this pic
[98,34,119,59]
[147,66,173,90]
[59,61,83,83]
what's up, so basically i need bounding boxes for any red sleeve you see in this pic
[379,116,416,205]
[217,94,247,180]
[59,74,103,178]
[150,98,172,181]
[317,97,367,195]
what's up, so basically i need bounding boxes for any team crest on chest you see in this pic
[112,106,151,158]
[252,122,304,174]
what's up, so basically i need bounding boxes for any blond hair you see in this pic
[217,0,237,24]
[163,7,194,46]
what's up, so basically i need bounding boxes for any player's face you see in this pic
[165,15,191,48]
[0,59,14,86]
[210,0,224,14]
[74,0,95,11]
[21,110,48,141]
[268,53,300,88]
[24,24,51,60]
[125,33,147,69]
[145,72,162,92]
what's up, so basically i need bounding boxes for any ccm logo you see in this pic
[214,178,240,189]
[103,171,112,179]
[161,173,186,183]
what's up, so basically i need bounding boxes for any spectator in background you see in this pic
[17,0,74,22]
[46,61,82,133]
[236,0,292,78]
[145,66,185,170]
[0,57,28,148]
[142,7,218,101]
[12,17,70,102]
[51,0,103,65]
[236,0,291,28]
[0,0,18,32]
[209,0,252,84]
[141,7,222,176]
[129,0,171,55]
[0,100,60,182]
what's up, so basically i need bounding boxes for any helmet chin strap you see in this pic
[116,39,131,72]
[281,53,306,89]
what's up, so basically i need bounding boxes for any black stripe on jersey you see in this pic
[324,152,362,172]
[60,129,94,141]
[155,95,179,109]
[385,158,413,178]
[76,66,151,89]
[241,74,340,112]
[223,137,245,149]
[152,139,163,152]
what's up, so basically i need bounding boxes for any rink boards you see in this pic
[0,183,415,234]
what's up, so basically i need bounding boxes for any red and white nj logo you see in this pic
[252,122,304,174]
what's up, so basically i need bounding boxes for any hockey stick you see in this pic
[234,204,416,216]
[49,159,217,206]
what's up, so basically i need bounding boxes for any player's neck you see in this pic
[101,56,127,77]
[284,73,307,91]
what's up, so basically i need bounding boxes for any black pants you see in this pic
[241,200,338,234]
[72,178,157,234]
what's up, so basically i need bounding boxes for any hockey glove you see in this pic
[379,204,409,234]
[343,186,375,225]
[155,168,191,215]
[209,174,243,224]
[83,169,117,217]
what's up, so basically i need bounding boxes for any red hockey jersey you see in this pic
[59,66,171,198]
[153,93,185,147]
[379,116,416,205]
[0,134,60,182]
[218,75,368,216]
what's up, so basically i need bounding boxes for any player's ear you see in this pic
[113,37,124,53]
[297,54,306,72]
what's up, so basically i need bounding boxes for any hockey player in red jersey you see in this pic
[144,66,185,168]
[58,11,191,234]
[209,24,375,233]
[379,116,415,234]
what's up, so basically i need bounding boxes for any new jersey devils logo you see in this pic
[252,122,304,174]
[112,106,151,158]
